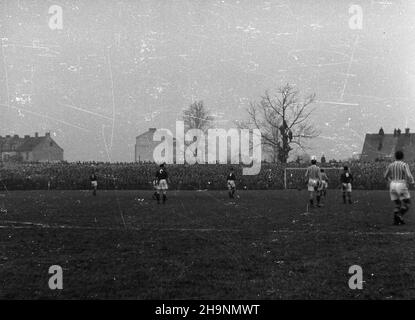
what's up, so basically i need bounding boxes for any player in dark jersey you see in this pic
[340,166,353,204]
[227,167,236,199]
[90,172,98,196]
[155,163,169,204]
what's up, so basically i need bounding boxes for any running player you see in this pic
[305,158,322,207]
[90,171,98,196]
[227,167,236,199]
[340,166,353,204]
[155,163,169,204]
[384,150,415,225]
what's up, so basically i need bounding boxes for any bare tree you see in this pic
[182,100,214,132]
[239,84,319,163]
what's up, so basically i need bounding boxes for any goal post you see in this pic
[284,167,344,189]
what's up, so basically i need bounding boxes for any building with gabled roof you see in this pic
[135,128,177,163]
[0,132,64,162]
[361,128,415,161]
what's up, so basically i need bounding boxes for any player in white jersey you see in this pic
[305,158,322,207]
[384,150,415,225]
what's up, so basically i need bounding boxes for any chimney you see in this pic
[405,128,410,135]
[35,132,38,137]
[13,134,19,138]
[6,135,10,138]
[24,135,30,139]
[149,128,157,132]
[45,132,50,137]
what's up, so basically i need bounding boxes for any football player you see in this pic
[151,179,158,200]
[384,150,415,225]
[155,163,169,204]
[227,167,236,199]
[340,166,353,204]
[305,158,322,207]
[319,168,329,201]
[90,171,98,196]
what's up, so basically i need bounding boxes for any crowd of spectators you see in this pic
[0,160,412,191]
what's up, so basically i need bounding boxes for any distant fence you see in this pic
[0,161,409,191]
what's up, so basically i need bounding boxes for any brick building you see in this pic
[0,132,64,162]
[361,128,415,161]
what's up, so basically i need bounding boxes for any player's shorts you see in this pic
[319,180,328,190]
[308,179,319,192]
[342,183,352,192]
[158,179,168,191]
[227,180,236,190]
[91,181,98,188]
[390,180,410,201]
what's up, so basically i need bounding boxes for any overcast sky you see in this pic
[1,0,414,162]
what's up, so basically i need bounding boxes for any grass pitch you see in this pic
[0,189,415,299]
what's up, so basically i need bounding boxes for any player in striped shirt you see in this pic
[319,168,329,202]
[384,150,415,225]
[305,158,322,207]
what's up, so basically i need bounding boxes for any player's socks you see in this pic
[401,200,410,216]
[393,206,405,224]
[395,214,405,225]
[394,214,400,225]
[342,194,346,204]
[162,194,166,203]
[309,199,313,206]
[316,195,321,205]
[400,205,409,216]
[156,193,160,203]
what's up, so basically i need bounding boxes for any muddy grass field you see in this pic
[1,189,415,299]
